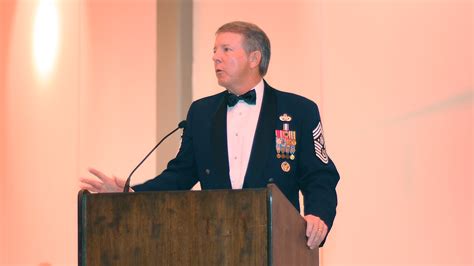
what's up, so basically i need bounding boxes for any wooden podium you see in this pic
[78,184,318,266]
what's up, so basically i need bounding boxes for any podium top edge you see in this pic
[77,186,273,198]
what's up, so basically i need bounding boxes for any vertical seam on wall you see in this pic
[77,0,82,185]
[318,1,325,265]
[319,0,325,113]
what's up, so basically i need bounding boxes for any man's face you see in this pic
[212,32,254,94]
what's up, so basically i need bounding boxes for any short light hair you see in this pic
[216,21,271,76]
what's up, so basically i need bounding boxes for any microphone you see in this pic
[123,120,187,192]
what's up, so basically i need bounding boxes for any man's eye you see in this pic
[224,47,231,52]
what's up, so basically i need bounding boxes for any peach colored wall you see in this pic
[193,0,472,265]
[0,1,14,262]
[0,0,157,264]
[78,0,158,188]
[321,1,472,265]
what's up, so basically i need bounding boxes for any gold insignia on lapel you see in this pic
[279,113,292,122]
[281,161,291,172]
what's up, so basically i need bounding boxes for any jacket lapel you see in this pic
[243,81,277,187]
[211,95,232,189]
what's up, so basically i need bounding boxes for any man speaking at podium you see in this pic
[80,21,339,249]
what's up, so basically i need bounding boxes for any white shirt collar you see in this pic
[254,79,264,107]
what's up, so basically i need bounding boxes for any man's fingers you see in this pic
[313,225,324,247]
[80,182,99,192]
[307,224,318,248]
[88,168,112,182]
[313,224,328,248]
[304,215,329,249]
[306,218,314,237]
[114,176,126,188]
[80,168,124,193]
[320,226,328,244]
[80,177,103,191]
[79,179,102,192]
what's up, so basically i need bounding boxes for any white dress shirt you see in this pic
[227,79,264,189]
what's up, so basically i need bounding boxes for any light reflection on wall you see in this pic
[33,0,59,79]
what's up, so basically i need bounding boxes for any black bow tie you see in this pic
[226,89,256,107]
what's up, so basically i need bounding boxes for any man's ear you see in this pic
[249,50,262,69]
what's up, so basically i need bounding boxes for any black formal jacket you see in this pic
[133,81,340,244]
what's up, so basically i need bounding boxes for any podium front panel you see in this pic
[79,189,268,266]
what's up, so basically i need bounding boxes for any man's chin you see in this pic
[217,79,228,88]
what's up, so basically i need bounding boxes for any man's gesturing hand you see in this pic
[304,215,328,249]
[79,168,126,193]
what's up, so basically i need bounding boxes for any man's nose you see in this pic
[212,51,221,63]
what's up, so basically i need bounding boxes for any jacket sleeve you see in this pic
[297,101,339,245]
[132,103,199,192]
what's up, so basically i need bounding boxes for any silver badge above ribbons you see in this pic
[279,113,292,122]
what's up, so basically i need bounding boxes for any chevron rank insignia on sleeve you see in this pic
[313,122,329,164]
